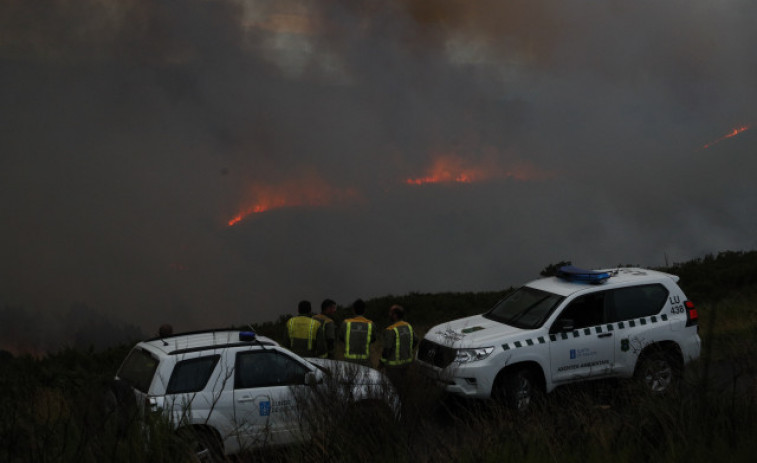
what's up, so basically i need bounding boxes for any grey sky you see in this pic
[2,0,756,349]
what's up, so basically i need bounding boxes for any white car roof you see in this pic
[526,267,680,297]
[139,330,279,357]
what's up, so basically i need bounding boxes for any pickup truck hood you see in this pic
[424,314,527,348]
[306,358,401,418]
[306,358,384,385]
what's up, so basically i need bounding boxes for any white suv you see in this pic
[416,267,701,409]
[114,330,399,458]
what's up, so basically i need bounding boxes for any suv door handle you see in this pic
[237,395,254,403]
[597,333,612,338]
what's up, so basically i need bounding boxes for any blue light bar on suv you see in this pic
[557,265,611,284]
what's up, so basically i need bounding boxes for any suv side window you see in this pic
[166,355,220,394]
[609,284,668,322]
[235,351,309,389]
[552,291,607,332]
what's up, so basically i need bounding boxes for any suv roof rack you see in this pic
[168,339,277,356]
[147,327,251,343]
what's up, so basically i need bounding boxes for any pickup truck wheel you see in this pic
[494,368,540,412]
[178,427,223,463]
[635,349,679,394]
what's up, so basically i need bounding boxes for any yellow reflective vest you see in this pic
[286,315,321,356]
[340,316,375,361]
[380,321,416,366]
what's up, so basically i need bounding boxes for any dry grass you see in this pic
[2,296,756,462]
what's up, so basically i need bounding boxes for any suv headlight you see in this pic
[455,347,495,363]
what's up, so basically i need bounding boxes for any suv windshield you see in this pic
[484,286,564,329]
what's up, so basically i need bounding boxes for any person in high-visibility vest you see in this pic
[285,300,323,357]
[380,304,418,369]
[380,304,419,395]
[338,299,376,366]
[313,298,338,359]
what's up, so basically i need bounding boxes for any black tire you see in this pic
[635,349,680,394]
[178,427,224,463]
[494,368,541,412]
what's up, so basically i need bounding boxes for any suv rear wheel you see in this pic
[635,349,680,394]
[178,427,223,462]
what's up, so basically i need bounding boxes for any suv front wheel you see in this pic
[493,367,541,412]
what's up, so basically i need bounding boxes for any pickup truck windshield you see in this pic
[484,286,564,329]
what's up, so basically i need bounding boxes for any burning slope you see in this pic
[228,176,361,227]
[405,155,489,185]
[405,154,553,185]
[702,124,751,150]
[227,155,554,227]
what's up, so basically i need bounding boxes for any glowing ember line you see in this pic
[405,155,490,185]
[406,154,554,185]
[405,173,477,185]
[227,214,245,227]
[228,204,277,226]
[702,124,751,149]
[228,180,360,227]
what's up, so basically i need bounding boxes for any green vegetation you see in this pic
[660,250,757,303]
[2,251,756,462]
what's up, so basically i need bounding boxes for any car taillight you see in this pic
[145,396,160,413]
[685,300,698,327]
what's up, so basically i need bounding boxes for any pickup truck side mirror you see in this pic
[305,371,322,386]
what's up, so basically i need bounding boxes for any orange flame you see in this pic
[228,176,360,227]
[406,154,553,185]
[405,155,495,185]
[702,124,751,150]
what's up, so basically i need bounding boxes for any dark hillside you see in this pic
[250,290,513,342]
[360,290,512,331]
[657,250,757,303]
[254,250,757,343]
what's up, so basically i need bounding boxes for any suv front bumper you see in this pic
[417,359,496,399]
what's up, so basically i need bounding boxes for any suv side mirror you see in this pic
[305,371,322,386]
[551,318,575,334]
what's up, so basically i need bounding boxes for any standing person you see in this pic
[285,300,322,357]
[338,299,376,366]
[380,304,419,392]
[313,298,337,359]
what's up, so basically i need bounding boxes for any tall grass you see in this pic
[2,295,756,462]
[0,346,193,462]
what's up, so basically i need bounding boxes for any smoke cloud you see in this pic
[2,0,756,351]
